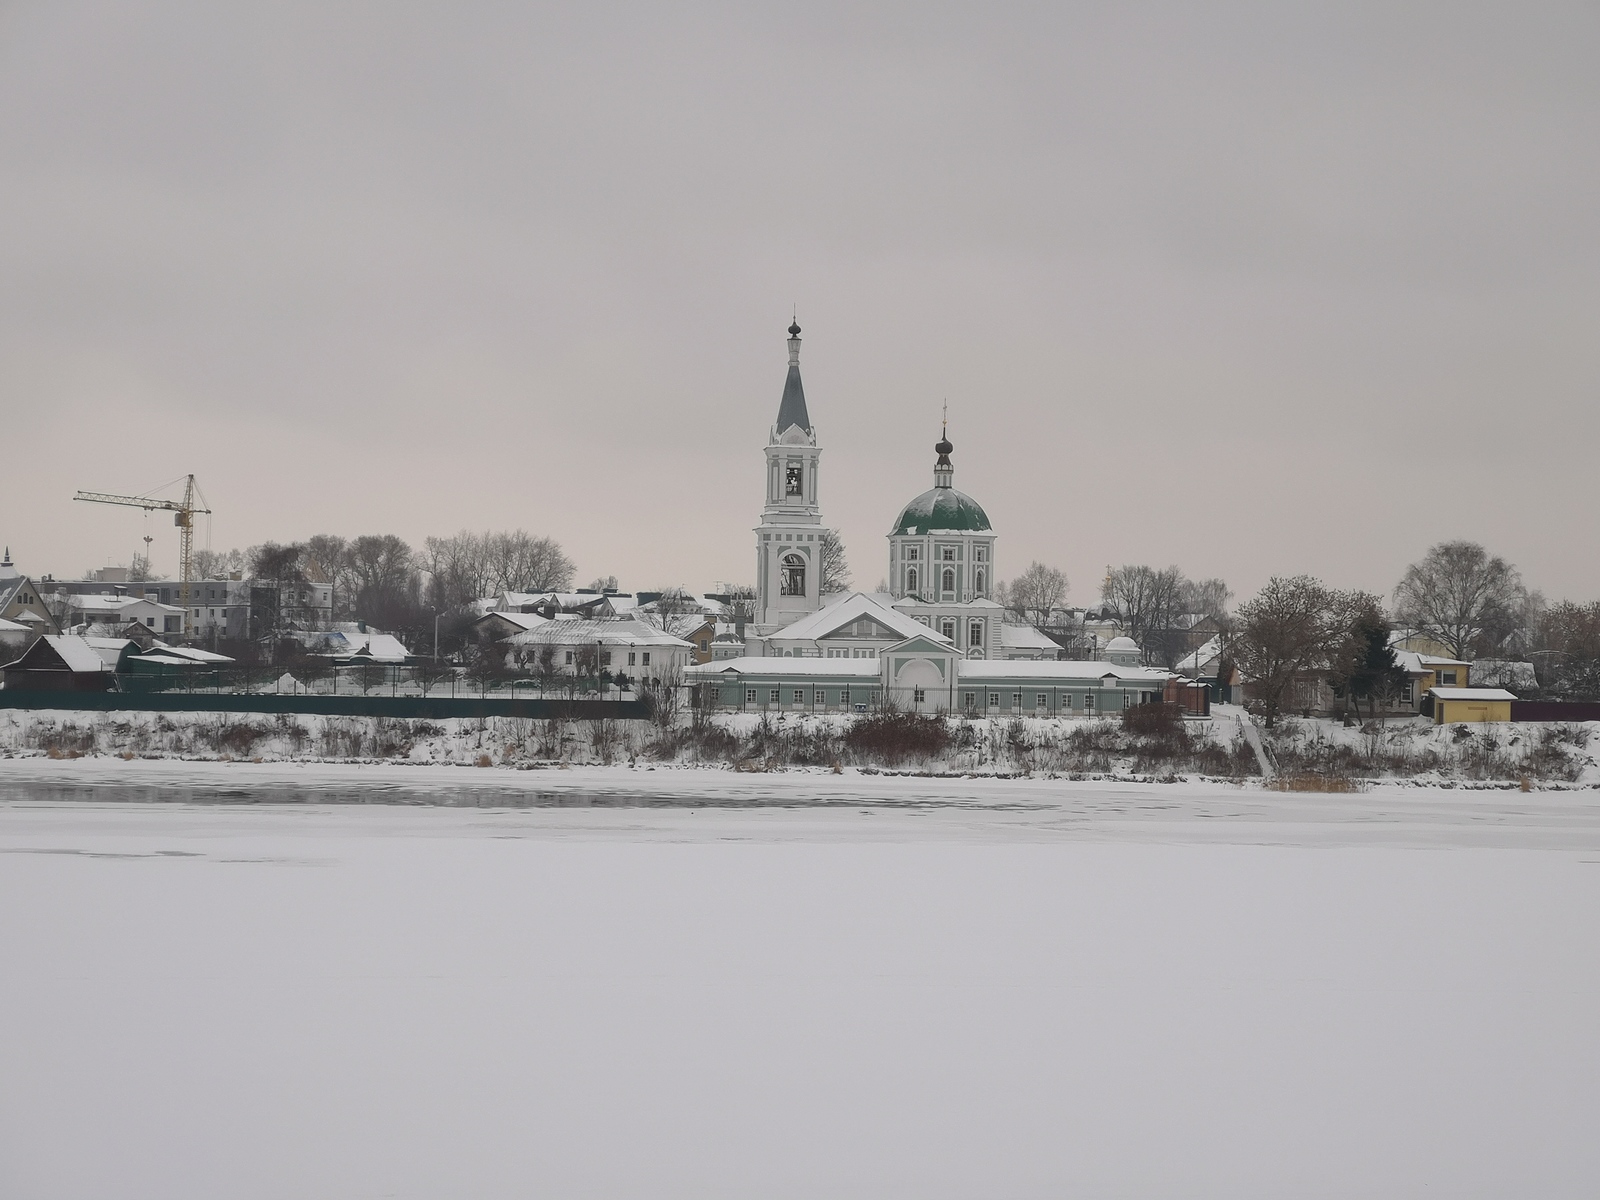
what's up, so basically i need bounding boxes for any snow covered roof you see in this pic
[1430,687,1516,701]
[1176,635,1223,673]
[505,618,693,649]
[22,635,113,673]
[687,657,882,678]
[1470,660,1538,690]
[772,592,953,645]
[958,659,1170,682]
[0,616,27,633]
[999,623,1061,652]
[65,593,184,614]
[474,610,551,634]
[1392,650,1471,674]
[304,630,411,662]
[144,641,235,664]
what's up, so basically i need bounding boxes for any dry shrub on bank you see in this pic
[1270,773,1365,793]
[33,722,96,757]
[1265,719,1588,784]
[842,709,951,767]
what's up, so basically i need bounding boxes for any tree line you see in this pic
[996,540,1600,722]
[194,530,575,646]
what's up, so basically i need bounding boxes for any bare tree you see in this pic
[588,575,619,592]
[422,529,574,609]
[192,548,244,580]
[250,542,307,583]
[999,561,1067,626]
[1102,564,1187,665]
[722,585,756,628]
[488,530,575,594]
[1178,577,1232,620]
[1537,600,1600,699]
[1234,575,1336,728]
[305,535,353,615]
[819,528,851,594]
[1394,541,1525,660]
[128,553,164,582]
[645,658,686,730]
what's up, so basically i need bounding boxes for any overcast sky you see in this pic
[4,3,1596,604]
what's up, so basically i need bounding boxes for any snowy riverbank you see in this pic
[2,702,1596,786]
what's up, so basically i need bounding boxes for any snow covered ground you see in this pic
[3,762,1599,1198]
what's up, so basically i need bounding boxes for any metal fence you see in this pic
[0,688,649,720]
[117,663,634,701]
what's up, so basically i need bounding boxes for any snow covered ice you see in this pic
[3,761,1599,1198]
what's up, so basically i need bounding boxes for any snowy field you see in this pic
[3,761,1599,1198]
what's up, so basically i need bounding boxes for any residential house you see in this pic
[499,618,693,685]
[0,634,128,691]
[60,593,186,637]
[0,551,59,636]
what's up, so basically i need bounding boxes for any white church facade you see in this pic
[688,322,1170,714]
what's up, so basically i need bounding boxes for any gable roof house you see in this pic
[499,618,694,684]
[60,593,186,637]
[759,591,956,660]
[0,634,126,691]
[0,550,60,636]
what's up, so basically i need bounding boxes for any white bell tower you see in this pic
[754,320,824,634]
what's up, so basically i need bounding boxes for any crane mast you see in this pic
[74,475,211,637]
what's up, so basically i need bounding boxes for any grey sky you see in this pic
[4,3,1596,604]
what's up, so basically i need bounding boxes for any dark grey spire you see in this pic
[774,320,811,435]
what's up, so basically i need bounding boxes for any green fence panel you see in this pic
[0,692,650,720]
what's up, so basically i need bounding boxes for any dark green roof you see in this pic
[775,364,810,435]
[892,487,992,535]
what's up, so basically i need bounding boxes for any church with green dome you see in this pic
[698,321,1171,716]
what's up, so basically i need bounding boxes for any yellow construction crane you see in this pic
[75,475,211,636]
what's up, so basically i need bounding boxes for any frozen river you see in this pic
[3,760,1599,1198]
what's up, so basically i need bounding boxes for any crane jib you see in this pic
[73,475,211,637]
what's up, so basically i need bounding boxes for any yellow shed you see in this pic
[1430,686,1515,724]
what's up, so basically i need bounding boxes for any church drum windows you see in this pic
[785,464,803,497]
[941,567,955,596]
[907,566,918,595]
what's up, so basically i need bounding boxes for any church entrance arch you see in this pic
[893,658,945,713]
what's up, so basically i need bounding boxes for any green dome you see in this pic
[892,487,992,535]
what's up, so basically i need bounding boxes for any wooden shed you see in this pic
[1430,686,1515,724]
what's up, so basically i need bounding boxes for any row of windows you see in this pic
[902,545,987,564]
[961,691,1138,711]
[903,567,985,596]
[742,687,871,710]
[717,687,1149,713]
[562,650,651,666]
